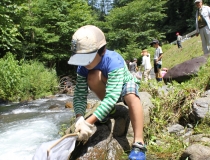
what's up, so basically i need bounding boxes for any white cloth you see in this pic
[33,135,77,160]
[141,54,152,70]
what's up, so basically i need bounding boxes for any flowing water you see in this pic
[0,94,75,160]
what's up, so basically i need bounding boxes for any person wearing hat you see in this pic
[140,49,152,81]
[150,39,163,82]
[68,25,146,159]
[195,0,210,54]
[176,32,182,49]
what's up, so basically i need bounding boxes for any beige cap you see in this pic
[194,0,202,3]
[68,25,106,66]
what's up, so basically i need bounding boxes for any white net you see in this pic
[33,134,78,160]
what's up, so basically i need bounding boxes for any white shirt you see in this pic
[142,53,152,70]
[154,46,163,65]
[177,35,182,41]
[195,5,210,33]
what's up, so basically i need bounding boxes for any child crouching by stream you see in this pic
[68,25,147,160]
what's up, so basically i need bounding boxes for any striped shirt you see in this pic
[73,50,140,121]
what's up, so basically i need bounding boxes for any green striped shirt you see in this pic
[73,64,140,121]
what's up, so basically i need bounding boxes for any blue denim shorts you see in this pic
[118,81,140,104]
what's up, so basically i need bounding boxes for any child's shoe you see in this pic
[128,142,147,160]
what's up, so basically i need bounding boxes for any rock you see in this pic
[138,92,154,125]
[202,90,210,97]
[167,124,184,133]
[189,134,210,143]
[180,144,210,160]
[65,102,73,108]
[70,105,130,160]
[48,104,60,110]
[163,55,208,83]
[190,97,210,121]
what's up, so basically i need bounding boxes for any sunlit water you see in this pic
[0,94,75,160]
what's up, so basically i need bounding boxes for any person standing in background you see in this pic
[140,49,152,82]
[176,32,182,49]
[125,60,130,69]
[195,0,210,54]
[129,58,138,76]
[150,39,163,82]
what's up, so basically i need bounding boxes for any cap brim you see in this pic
[194,0,201,3]
[68,51,97,66]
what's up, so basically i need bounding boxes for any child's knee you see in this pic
[87,70,107,88]
[87,70,99,86]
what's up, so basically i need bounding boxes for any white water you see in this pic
[0,95,74,160]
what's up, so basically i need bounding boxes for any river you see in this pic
[0,94,76,160]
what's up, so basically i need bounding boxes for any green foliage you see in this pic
[112,0,134,8]
[0,1,21,56]
[104,0,167,60]
[20,61,58,100]
[161,0,195,42]
[59,124,68,137]
[0,52,22,101]
[0,53,58,101]
[140,80,199,158]
[194,115,210,135]
[18,0,96,67]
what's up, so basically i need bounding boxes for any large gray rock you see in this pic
[69,104,130,160]
[180,144,210,160]
[190,97,210,121]
[163,55,209,83]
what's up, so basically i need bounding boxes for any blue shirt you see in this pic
[77,50,125,78]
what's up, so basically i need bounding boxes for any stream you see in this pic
[0,94,78,160]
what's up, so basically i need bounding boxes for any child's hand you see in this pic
[75,116,96,141]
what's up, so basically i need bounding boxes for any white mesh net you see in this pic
[33,134,77,160]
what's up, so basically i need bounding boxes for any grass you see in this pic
[161,36,203,69]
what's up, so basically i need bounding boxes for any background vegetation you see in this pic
[0,0,209,101]
[1,0,210,158]
[0,53,58,101]
[138,36,210,159]
[0,0,207,73]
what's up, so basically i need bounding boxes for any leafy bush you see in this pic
[0,53,58,101]
[0,53,22,101]
[20,61,58,100]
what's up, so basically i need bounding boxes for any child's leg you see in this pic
[87,70,107,100]
[156,64,162,81]
[124,94,144,144]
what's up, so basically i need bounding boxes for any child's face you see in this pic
[142,51,147,56]
[153,43,158,48]
[85,53,101,70]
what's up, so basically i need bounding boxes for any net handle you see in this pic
[47,132,79,157]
